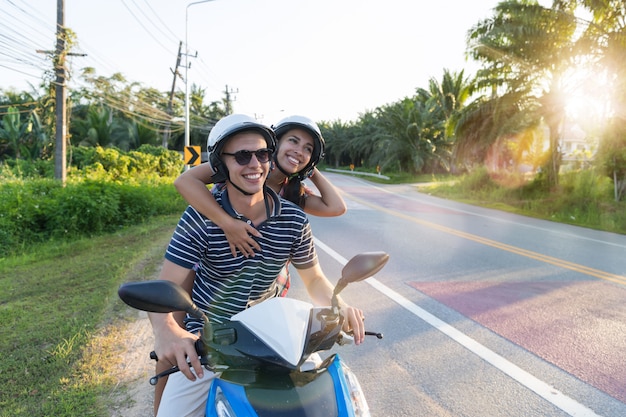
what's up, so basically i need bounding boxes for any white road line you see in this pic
[315,238,604,417]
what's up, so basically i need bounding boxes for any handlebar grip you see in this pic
[194,339,207,356]
[337,332,354,346]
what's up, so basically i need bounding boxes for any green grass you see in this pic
[0,214,180,417]
[417,168,626,235]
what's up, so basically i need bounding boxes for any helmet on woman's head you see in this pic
[272,115,325,179]
[207,114,276,183]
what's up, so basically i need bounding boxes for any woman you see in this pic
[174,115,347,258]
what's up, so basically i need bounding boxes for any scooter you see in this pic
[118,251,389,417]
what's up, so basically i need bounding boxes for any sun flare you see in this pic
[563,67,613,129]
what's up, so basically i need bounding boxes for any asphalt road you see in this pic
[288,172,626,417]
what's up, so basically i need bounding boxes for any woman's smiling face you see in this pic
[275,128,315,174]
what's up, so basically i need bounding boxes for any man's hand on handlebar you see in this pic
[339,305,365,345]
[153,320,205,381]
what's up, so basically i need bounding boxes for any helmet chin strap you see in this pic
[227,171,270,196]
[229,179,254,196]
[274,157,304,180]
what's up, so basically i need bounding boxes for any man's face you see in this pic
[221,131,271,195]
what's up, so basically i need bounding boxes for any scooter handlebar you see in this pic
[148,339,208,386]
[337,330,383,346]
[149,339,205,362]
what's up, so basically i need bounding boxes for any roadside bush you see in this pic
[0,145,187,257]
[547,169,613,226]
[69,146,98,170]
[47,181,122,237]
[559,169,612,204]
[453,167,500,200]
[71,145,184,182]
[116,179,188,222]
[0,158,55,179]
[0,216,18,251]
[0,178,186,258]
[0,179,60,248]
[1,145,184,182]
[136,144,184,177]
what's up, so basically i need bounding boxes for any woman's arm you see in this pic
[303,168,347,217]
[174,163,261,257]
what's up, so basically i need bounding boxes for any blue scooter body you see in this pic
[205,354,356,417]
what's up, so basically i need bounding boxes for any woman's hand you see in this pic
[222,217,262,257]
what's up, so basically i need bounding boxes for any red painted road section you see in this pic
[408,280,626,403]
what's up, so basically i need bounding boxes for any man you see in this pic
[149,114,365,417]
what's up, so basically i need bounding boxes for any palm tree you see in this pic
[0,90,43,159]
[451,87,544,172]
[418,69,472,120]
[417,69,473,173]
[573,0,626,200]
[377,98,442,174]
[0,107,27,159]
[169,84,227,150]
[350,111,387,168]
[319,119,354,168]
[72,106,114,147]
[463,0,584,187]
[20,111,50,160]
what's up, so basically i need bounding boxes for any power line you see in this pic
[119,0,178,54]
[1,0,216,141]
[0,1,55,78]
[139,0,180,40]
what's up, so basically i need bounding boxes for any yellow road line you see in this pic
[347,194,626,286]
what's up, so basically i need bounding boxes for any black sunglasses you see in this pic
[221,148,273,165]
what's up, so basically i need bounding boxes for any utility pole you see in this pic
[38,0,84,183]
[223,84,238,115]
[163,41,183,148]
[54,0,67,184]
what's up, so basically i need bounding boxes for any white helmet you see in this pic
[272,115,325,179]
[207,114,275,182]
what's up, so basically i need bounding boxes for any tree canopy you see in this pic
[2,1,626,199]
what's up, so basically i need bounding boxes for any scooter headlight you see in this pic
[341,362,371,417]
[214,386,236,417]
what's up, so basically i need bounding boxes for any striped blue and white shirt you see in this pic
[164,187,317,333]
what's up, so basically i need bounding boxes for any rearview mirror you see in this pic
[333,252,389,298]
[118,280,204,319]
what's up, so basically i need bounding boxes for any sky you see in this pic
[1,0,506,124]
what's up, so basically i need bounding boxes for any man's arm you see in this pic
[148,259,205,381]
[296,263,366,345]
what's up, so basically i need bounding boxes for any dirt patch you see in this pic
[108,311,155,417]
[106,246,165,416]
